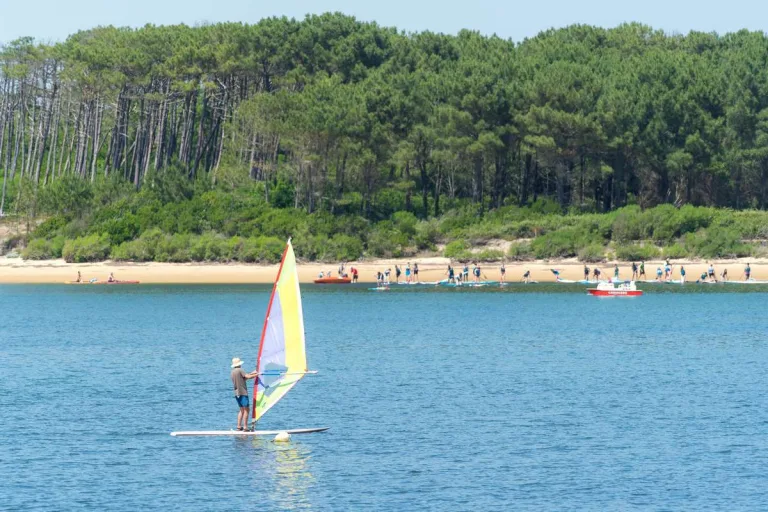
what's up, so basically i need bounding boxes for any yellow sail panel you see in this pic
[252,241,307,422]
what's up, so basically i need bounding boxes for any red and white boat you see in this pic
[587,281,643,297]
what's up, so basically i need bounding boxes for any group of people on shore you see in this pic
[376,262,419,286]
[363,260,756,285]
[445,262,493,284]
[576,260,754,283]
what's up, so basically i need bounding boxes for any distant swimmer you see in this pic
[744,263,752,281]
[230,357,259,431]
[631,261,638,281]
[639,261,646,279]
[500,262,506,283]
[522,269,531,284]
[680,265,686,283]
[584,265,590,281]
[708,263,716,282]
[395,265,401,283]
[413,263,419,283]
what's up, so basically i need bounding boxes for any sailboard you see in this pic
[171,239,327,437]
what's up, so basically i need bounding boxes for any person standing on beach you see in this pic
[631,262,638,281]
[656,267,663,281]
[395,265,401,283]
[721,268,728,282]
[446,265,455,283]
[413,263,419,283]
[405,263,411,283]
[639,261,646,279]
[523,269,531,283]
[744,263,751,281]
[680,265,686,283]
[708,263,716,282]
[613,264,620,281]
[584,265,590,281]
[593,267,601,281]
[231,358,259,431]
[463,264,469,282]
[384,268,391,284]
[473,263,481,283]
[76,271,82,283]
[500,262,506,283]
[351,267,359,283]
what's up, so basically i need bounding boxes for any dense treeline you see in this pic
[3,15,768,262]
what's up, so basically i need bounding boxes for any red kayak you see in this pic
[313,277,351,284]
[587,281,642,296]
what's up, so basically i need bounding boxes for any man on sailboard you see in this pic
[231,358,259,431]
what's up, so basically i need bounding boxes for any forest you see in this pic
[3,14,768,262]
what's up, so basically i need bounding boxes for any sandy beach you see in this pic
[0,256,764,284]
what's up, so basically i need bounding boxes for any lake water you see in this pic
[2,284,768,510]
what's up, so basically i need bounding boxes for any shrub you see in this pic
[507,241,533,261]
[578,244,606,262]
[414,219,440,250]
[614,243,660,261]
[22,239,55,260]
[444,240,469,259]
[531,227,601,259]
[662,243,689,259]
[32,216,68,239]
[321,234,363,262]
[392,211,418,237]
[475,249,504,262]
[685,227,753,258]
[62,234,111,263]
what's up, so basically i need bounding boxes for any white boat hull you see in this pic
[171,427,329,436]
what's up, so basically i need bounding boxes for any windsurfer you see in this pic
[231,357,259,431]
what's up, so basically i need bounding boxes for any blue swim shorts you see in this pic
[235,395,250,408]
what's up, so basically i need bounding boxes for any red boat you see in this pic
[313,276,352,284]
[587,281,643,297]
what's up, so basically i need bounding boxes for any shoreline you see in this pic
[0,256,763,284]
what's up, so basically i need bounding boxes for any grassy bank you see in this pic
[2,176,766,264]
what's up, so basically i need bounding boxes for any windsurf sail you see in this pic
[252,239,309,423]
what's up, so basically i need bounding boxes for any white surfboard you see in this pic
[171,427,329,437]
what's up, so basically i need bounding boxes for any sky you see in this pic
[0,0,766,43]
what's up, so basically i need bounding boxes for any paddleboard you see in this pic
[171,427,329,437]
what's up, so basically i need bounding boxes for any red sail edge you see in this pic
[251,240,292,421]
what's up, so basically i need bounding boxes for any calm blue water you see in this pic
[2,284,768,510]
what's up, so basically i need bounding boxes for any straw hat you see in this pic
[231,357,243,368]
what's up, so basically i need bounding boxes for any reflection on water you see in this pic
[235,437,315,510]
